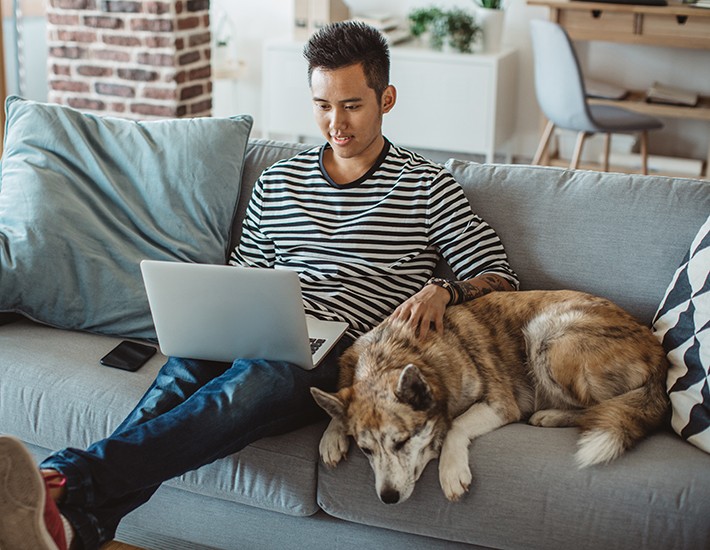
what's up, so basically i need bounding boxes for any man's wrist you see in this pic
[425,277,459,305]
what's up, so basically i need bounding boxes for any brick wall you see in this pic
[47,0,212,119]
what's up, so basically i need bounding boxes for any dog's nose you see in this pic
[379,487,400,504]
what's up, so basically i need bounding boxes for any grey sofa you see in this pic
[2,137,709,550]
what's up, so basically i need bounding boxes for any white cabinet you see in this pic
[263,39,517,162]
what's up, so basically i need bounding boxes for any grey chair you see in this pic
[529,19,663,174]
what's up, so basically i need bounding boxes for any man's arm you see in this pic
[391,273,515,340]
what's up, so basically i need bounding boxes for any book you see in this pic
[646,81,699,107]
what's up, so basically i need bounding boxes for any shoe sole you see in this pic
[0,435,59,550]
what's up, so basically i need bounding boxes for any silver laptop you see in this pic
[140,260,348,370]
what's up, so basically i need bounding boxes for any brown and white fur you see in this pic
[311,290,669,504]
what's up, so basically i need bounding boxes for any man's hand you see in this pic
[391,274,515,341]
[391,284,450,340]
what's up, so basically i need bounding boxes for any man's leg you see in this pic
[39,339,347,549]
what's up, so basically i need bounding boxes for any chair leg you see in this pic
[603,133,611,172]
[570,131,588,170]
[640,131,649,175]
[533,120,555,166]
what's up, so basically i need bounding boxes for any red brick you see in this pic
[143,86,178,100]
[67,97,106,111]
[188,65,211,80]
[137,52,174,67]
[103,1,141,12]
[57,30,98,43]
[118,68,160,82]
[77,65,114,77]
[177,51,200,66]
[188,97,212,115]
[93,49,132,63]
[187,0,209,12]
[50,80,91,93]
[49,46,86,60]
[103,34,142,47]
[179,84,203,100]
[130,103,180,118]
[51,64,72,76]
[145,36,174,48]
[47,13,81,26]
[131,18,173,32]
[83,16,124,29]
[96,82,136,98]
[188,31,210,48]
[145,2,173,14]
[50,0,94,8]
[177,16,200,30]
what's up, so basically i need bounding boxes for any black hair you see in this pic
[303,21,390,99]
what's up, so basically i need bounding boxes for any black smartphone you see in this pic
[100,340,157,372]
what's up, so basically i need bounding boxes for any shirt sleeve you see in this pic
[428,170,519,289]
[229,178,276,269]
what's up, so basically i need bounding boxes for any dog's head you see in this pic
[312,363,448,504]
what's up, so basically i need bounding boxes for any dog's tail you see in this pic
[575,377,669,468]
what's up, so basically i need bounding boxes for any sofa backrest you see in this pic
[444,160,708,325]
[232,139,709,326]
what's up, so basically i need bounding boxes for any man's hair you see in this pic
[303,21,390,99]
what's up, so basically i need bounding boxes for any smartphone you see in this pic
[100,340,157,372]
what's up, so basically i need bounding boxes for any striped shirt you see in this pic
[230,140,518,339]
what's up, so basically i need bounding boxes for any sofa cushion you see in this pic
[0,320,322,517]
[653,214,710,453]
[444,161,710,326]
[317,423,710,549]
[0,97,253,339]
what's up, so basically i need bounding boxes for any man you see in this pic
[0,21,517,550]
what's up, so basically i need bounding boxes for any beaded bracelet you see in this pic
[425,277,463,305]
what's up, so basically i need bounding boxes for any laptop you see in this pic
[140,260,349,370]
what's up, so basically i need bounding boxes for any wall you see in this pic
[212,0,710,164]
[4,0,710,161]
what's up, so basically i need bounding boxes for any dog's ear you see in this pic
[311,387,349,420]
[395,364,434,411]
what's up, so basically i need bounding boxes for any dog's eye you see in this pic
[394,438,410,451]
[360,446,373,456]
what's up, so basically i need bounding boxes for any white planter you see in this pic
[476,7,504,53]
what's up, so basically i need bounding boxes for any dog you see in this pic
[310,290,669,504]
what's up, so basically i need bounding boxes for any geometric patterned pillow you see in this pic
[652,214,710,454]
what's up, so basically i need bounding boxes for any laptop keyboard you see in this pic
[310,338,326,355]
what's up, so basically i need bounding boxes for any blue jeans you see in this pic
[40,337,349,550]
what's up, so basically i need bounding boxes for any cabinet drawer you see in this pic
[559,9,635,41]
[643,13,710,49]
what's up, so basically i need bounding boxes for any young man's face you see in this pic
[310,62,395,166]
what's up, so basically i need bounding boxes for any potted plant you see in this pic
[408,7,482,53]
[475,0,503,8]
[471,0,505,52]
[444,8,481,53]
[408,7,444,41]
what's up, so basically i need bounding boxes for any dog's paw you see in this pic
[319,420,349,467]
[438,438,472,501]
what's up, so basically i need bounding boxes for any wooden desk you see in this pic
[528,0,710,177]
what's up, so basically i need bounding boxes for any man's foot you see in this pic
[0,435,68,550]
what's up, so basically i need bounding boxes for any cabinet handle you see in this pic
[676,15,688,25]
[592,9,602,18]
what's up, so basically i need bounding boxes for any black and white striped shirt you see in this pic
[230,141,518,339]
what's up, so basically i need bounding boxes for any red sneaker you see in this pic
[0,435,68,550]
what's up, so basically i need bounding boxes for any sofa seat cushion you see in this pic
[0,320,322,516]
[317,423,710,549]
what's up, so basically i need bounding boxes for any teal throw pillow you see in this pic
[0,96,253,339]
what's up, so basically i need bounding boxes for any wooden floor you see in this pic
[101,542,144,550]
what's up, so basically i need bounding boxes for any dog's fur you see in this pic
[311,290,669,504]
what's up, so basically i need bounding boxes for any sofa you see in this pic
[1,97,709,550]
